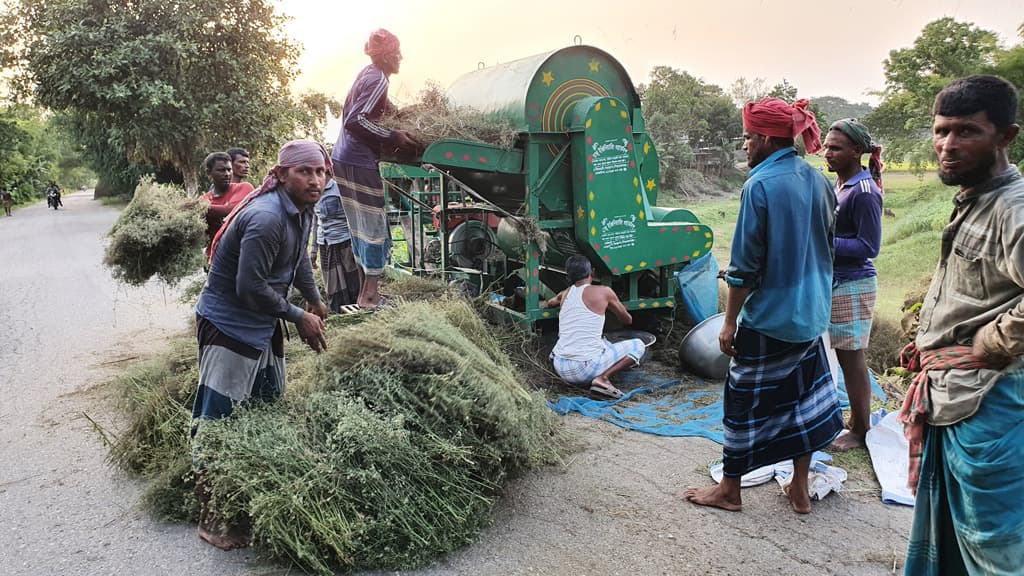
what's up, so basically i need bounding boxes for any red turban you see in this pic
[742,98,823,155]
[365,29,400,59]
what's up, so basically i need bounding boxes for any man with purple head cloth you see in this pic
[331,28,418,309]
[685,98,842,515]
[192,139,330,550]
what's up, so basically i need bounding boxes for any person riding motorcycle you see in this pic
[46,182,62,210]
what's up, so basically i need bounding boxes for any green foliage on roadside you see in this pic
[0,105,93,204]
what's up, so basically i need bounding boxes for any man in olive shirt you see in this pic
[900,75,1024,575]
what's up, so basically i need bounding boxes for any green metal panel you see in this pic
[421,139,524,174]
[570,96,715,276]
[446,46,640,133]
[636,133,659,205]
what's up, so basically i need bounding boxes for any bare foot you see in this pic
[783,484,811,514]
[830,430,866,451]
[683,485,742,511]
[198,523,250,550]
[591,375,613,389]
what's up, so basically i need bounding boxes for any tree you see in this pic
[0,105,91,203]
[767,79,799,102]
[813,96,874,123]
[867,18,1002,170]
[639,66,741,190]
[3,0,309,195]
[292,92,344,142]
[992,24,1024,164]
[729,77,768,107]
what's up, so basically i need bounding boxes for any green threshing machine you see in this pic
[384,44,715,327]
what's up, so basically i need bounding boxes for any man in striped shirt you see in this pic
[330,28,417,309]
[822,119,884,451]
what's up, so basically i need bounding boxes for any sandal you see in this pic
[588,383,625,399]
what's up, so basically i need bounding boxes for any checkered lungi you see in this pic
[722,327,843,477]
[319,240,361,311]
[829,276,877,351]
[551,338,646,385]
[334,165,392,277]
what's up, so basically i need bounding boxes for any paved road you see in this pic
[0,193,254,575]
[0,192,913,576]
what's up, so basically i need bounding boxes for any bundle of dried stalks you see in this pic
[103,178,207,286]
[379,81,520,150]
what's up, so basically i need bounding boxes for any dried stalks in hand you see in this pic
[379,81,520,150]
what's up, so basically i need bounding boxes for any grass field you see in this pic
[680,169,949,323]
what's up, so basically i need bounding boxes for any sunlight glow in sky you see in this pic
[280,0,1024,136]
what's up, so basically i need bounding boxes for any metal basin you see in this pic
[678,312,731,379]
[605,329,656,347]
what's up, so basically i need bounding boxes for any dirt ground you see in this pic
[0,193,912,575]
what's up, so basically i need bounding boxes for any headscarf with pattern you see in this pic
[207,140,331,264]
[829,118,884,190]
[364,29,400,59]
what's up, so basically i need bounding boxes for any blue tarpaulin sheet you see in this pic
[548,367,886,443]
[675,253,719,323]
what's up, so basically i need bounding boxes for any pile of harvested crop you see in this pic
[103,178,207,286]
[379,81,520,150]
[107,292,563,575]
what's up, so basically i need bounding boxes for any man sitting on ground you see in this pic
[544,255,645,399]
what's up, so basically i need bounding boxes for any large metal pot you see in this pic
[678,312,731,379]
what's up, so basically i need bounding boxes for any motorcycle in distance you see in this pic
[46,188,61,210]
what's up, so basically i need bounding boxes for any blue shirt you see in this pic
[196,187,321,349]
[725,147,836,343]
[314,179,351,246]
[833,168,882,282]
[332,64,395,170]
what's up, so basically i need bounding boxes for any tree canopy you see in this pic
[0,104,92,203]
[639,66,741,190]
[867,17,1023,169]
[2,0,338,195]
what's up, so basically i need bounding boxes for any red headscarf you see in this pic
[365,29,400,59]
[208,140,332,264]
[743,98,823,155]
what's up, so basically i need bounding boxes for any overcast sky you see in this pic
[281,0,1023,129]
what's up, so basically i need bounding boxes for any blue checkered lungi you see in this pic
[722,327,843,477]
[552,338,646,385]
[829,276,877,351]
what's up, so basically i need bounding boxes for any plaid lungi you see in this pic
[829,276,877,351]
[552,338,646,385]
[722,327,843,477]
[334,165,392,277]
[319,240,360,311]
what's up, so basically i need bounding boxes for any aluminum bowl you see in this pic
[678,312,731,380]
